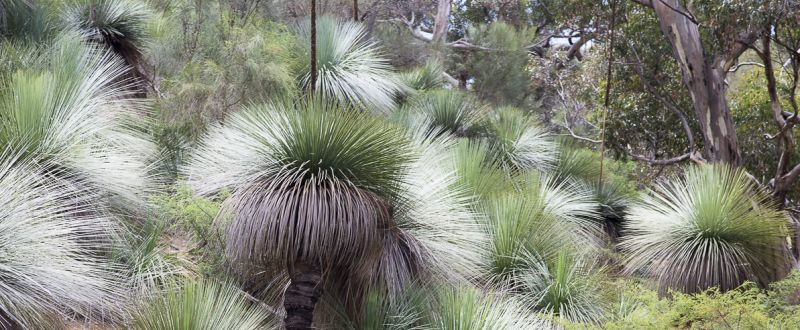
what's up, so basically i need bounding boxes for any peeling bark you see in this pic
[432,0,450,42]
[650,0,743,165]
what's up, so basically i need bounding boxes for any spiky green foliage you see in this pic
[517,252,609,324]
[318,285,425,329]
[621,165,792,294]
[483,174,600,279]
[399,61,444,92]
[451,139,509,200]
[0,153,125,328]
[132,280,278,330]
[552,145,602,185]
[374,132,488,298]
[294,16,405,111]
[0,41,37,80]
[409,89,484,137]
[0,0,54,42]
[421,286,550,330]
[592,181,631,242]
[0,35,155,211]
[117,222,184,295]
[186,98,411,272]
[64,0,149,60]
[483,106,558,172]
[186,98,487,320]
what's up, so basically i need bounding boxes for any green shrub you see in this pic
[152,184,226,244]
[565,274,800,329]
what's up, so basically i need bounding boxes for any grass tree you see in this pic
[0,35,155,214]
[516,251,609,324]
[406,89,485,137]
[294,16,406,111]
[481,106,558,173]
[133,280,278,330]
[0,153,126,328]
[451,139,510,201]
[185,98,485,328]
[621,165,793,294]
[64,0,151,96]
[482,173,599,280]
[420,285,550,330]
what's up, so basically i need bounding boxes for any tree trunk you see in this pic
[283,262,323,330]
[353,0,358,21]
[432,0,450,42]
[309,0,317,93]
[651,0,742,165]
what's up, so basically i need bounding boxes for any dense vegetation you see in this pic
[1,0,799,329]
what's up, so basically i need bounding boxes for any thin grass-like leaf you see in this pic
[294,16,406,111]
[0,151,126,328]
[132,279,278,330]
[620,164,792,294]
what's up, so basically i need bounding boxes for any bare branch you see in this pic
[728,61,765,72]
[629,46,695,150]
[629,0,653,8]
[654,0,698,24]
[622,145,702,165]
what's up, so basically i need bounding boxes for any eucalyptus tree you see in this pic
[185,98,485,329]
[294,16,406,112]
[621,165,793,294]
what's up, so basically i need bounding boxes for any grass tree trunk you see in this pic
[283,262,323,330]
[651,0,742,165]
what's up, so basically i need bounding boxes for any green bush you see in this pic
[565,274,800,329]
[151,184,228,276]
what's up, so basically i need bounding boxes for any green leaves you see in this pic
[294,16,405,111]
[187,98,411,274]
[621,165,792,294]
[64,0,150,49]
[133,280,278,330]
[0,152,126,328]
[407,89,485,137]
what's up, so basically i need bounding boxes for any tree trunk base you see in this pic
[283,263,323,330]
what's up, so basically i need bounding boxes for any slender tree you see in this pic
[309,0,316,93]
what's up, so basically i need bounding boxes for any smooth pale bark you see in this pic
[650,0,743,165]
[283,262,323,330]
[432,0,450,42]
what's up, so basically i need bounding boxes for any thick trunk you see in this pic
[432,0,450,42]
[651,0,742,165]
[283,263,323,330]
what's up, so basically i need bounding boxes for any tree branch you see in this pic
[624,148,699,165]
[728,61,764,72]
[629,46,696,151]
